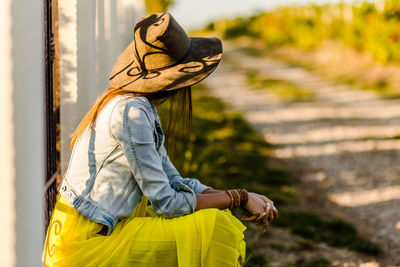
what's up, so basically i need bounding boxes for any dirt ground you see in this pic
[205,44,400,266]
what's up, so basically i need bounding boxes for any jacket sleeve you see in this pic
[159,144,212,194]
[110,99,196,217]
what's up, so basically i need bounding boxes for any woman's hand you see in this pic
[255,193,278,232]
[241,192,278,232]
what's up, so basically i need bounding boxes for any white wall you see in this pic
[0,0,145,265]
[0,0,45,266]
[0,0,16,265]
[59,0,146,173]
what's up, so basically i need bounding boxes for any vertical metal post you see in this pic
[43,0,60,230]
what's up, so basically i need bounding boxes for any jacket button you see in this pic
[61,186,67,192]
[66,192,72,198]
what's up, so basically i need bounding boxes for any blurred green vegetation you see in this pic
[245,247,269,267]
[157,83,381,263]
[246,70,315,102]
[206,0,400,64]
[275,209,382,255]
[144,0,173,14]
[159,83,298,205]
[289,257,332,267]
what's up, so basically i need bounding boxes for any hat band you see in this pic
[140,40,193,73]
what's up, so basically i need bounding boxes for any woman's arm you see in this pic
[159,144,212,194]
[201,188,224,194]
[111,100,197,217]
[194,192,231,210]
[196,190,274,214]
[198,189,279,232]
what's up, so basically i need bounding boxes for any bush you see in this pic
[206,0,400,64]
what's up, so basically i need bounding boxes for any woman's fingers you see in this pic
[269,210,275,223]
[255,211,267,222]
[259,203,277,232]
[261,214,271,232]
[240,214,259,221]
[273,206,279,219]
[241,193,278,232]
[267,201,278,221]
[250,193,277,211]
[263,202,275,221]
[262,221,270,232]
[241,192,279,233]
[243,211,265,223]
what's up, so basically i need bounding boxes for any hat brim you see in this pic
[109,37,222,93]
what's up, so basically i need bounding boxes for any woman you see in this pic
[43,13,278,267]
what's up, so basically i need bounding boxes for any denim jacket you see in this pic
[59,95,210,235]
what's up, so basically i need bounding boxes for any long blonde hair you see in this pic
[70,86,192,149]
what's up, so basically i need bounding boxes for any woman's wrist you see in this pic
[196,188,249,211]
[225,189,249,209]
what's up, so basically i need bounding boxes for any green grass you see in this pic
[246,71,315,102]
[289,258,332,267]
[245,247,269,267]
[158,83,381,262]
[159,83,297,205]
[274,209,382,255]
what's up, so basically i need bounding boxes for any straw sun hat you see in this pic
[109,13,223,93]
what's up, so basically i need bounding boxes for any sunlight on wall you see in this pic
[59,0,145,174]
[59,0,78,104]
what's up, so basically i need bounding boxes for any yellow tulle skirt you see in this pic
[42,195,246,266]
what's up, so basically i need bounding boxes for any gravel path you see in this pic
[205,45,400,265]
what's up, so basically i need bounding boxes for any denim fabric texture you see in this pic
[59,96,210,235]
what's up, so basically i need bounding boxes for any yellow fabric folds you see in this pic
[43,195,246,266]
